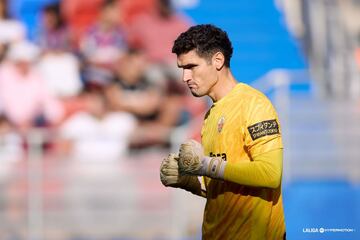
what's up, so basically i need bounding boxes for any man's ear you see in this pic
[212,52,225,70]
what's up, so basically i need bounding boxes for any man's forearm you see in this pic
[223,149,283,189]
[177,140,283,189]
[182,176,207,198]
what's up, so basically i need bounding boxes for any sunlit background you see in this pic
[0,0,359,239]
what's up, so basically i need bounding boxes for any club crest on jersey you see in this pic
[217,116,225,133]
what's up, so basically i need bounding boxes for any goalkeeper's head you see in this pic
[172,24,233,68]
[172,24,235,99]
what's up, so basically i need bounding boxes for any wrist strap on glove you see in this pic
[200,156,227,179]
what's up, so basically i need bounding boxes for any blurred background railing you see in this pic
[0,0,360,239]
[0,132,205,240]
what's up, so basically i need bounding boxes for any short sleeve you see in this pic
[244,96,283,157]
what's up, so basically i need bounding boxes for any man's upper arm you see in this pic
[244,97,283,157]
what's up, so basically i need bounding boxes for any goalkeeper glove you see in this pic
[178,139,226,179]
[160,153,204,195]
[160,153,190,187]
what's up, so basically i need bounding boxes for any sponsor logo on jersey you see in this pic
[247,119,279,140]
[217,116,225,133]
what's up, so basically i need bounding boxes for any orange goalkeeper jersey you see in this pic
[201,83,286,240]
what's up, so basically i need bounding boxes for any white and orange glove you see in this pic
[178,139,227,179]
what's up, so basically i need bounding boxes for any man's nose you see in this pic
[183,69,191,82]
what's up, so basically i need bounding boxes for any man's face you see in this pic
[177,50,217,97]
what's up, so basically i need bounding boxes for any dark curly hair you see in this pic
[172,24,233,67]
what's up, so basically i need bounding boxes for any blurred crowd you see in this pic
[0,0,207,161]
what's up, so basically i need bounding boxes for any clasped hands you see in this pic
[160,139,226,187]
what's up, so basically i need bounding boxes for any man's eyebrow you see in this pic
[178,63,197,69]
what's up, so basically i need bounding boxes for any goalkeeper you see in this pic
[160,24,286,240]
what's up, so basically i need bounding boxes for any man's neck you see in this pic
[209,70,237,102]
